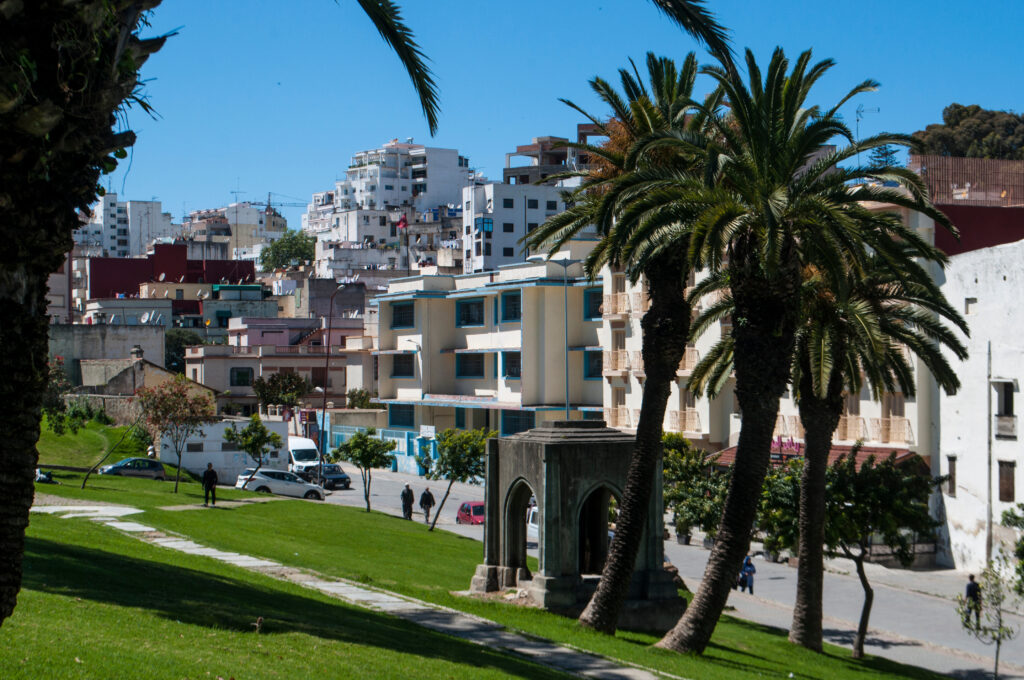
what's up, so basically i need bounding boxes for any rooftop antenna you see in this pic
[855,104,880,167]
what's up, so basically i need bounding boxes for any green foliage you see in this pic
[258,229,315,270]
[330,428,396,512]
[955,550,1020,680]
[867,144,901,168]
[1002,504,1024,596]
[251,371,312,408]
[136,374,216,492]
[756,459,803,555]
[345,387,374,409]
[913,103,1024,159]
[662,435,728,537]
[224,414,283,488]
[42,357,83,436]
[420,428,496,529]
[165,328,203,374]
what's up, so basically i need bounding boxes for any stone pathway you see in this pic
[31,504,676,680]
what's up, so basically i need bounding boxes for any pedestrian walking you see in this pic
[419,487,436,524]
[400,483,414,520]
[202,463,218,507]
[738,555,756,594]
[964,573,981,627]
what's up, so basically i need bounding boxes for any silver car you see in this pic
[98,457,166,481]
[235,468,327,501]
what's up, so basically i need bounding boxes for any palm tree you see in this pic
[526,53,717,634]
[687,251,967,651]
[614,47,958,654]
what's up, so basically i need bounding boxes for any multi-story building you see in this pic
[370,243,603,469]
[75,193,178,257]
[184,202,287,254]
[502,125,601,186]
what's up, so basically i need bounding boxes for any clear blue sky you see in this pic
[110,0,1024,227]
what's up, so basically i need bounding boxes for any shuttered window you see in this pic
[999,461,1016,503]
[946,456,956,497]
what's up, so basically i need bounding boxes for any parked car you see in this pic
[455,501,485,525]
[526,505,539,543]
[99,457,166,481]
[235,468,327,501]
[320,463,351,490]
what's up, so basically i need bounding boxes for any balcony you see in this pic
[603,350,630,377]
[602,293,631,319]
[836,415,869,441]
[668,409,702,435]
[631,292,651,317]
[603,406,632,429]
[996,414,1018,439]
[869,417,915,445]
[676,347,700,375]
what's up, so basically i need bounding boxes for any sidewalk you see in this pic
[32,503,671,680]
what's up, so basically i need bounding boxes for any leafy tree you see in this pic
[419,428,495,531]
[165,329,203,374]
[756,459,802,556]
[42,357,84,436]
[346,388,374,409]
[258,229,315,270]
[1003,504,1024,595]
[662,435,727,539]
[225,413,284,490]
[330,428,396,512]
[956,550,1021,680]
[827,452,941,659]
[136,374,215,493]
[867,143,901,168]
[252,372,313,409]
[913,103,1024,159]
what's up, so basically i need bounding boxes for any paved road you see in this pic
[325,465,1023,678]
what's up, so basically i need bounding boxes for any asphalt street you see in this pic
[326,462,1023,679]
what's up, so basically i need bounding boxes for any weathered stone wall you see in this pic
[49,324,165,384]
[62,394,140,426]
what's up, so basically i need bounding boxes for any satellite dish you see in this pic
[140,312,150,324]
[158,272,166,281]
[179,275,185,283]
[163,291,170,298]
[197,290,204,298]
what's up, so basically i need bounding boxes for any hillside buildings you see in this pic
[74,193,177,257]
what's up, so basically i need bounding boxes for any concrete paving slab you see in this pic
[102,521,154,532]
[32,505,143,519]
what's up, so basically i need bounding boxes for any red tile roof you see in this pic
[710,443,926,472]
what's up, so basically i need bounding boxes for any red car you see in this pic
[456,501,485,525]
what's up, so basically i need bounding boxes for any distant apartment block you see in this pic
[502,124,602,186]
[75,193,178,257]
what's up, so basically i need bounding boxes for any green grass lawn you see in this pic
[21,473,946,680]
[36,418,144,469]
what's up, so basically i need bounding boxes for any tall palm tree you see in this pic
[614,47,958,654]
[687,250,967,651]
[526,52,717,634]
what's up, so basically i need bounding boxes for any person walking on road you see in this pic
[419,487,436,524]
[400,483,414,520]
[202,463,218,507]
[964,574,981,627]
[738,555,757,594]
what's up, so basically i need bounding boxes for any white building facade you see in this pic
[76,194,177,257]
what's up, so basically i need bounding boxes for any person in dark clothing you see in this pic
[400,483,414,520]
[738,555,757,594]
[202,463,218,507]
[965,574,981,627]
[419,487,436,524]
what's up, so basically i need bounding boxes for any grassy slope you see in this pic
[25,473,945,680]
[36,419,144,468]
[2,515,570,680]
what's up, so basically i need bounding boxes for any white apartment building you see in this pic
[462,183,586,273]
[936,239,1024,571]
[185,202,287,253]
[75,194,177,257]
[302,139,475,234]
[371,243,603,470]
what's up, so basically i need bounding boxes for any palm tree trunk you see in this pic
[658,256,799,653]
[579,265,689,634]
[0,265,50,627]
[849,546,872,659]
[789,374,843,651]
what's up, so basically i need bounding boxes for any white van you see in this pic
[287,436,322,478]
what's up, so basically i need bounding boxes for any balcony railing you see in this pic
[668,409,702,434]
[869,417,915,445]
[676,347,700,374]
[602,293,631,318]
[996,414,1018,438]
[631,292,651,317]
[603,350,630,376]
[631,351,645,376]
[836,415,869,441]
[603,406,632,429]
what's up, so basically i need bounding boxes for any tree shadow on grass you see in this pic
[22,537,569,680]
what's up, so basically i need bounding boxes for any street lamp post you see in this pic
[319,284,345,484]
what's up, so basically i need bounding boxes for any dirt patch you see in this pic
[33,493,124,508]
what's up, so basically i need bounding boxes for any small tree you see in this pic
[252,372,312,409]
[225,413,283,490]
[346,388,374,410]
[259,229,316,270]
[956,550,1020,680]
[757,459,803,558]
[136,374,215,493]
[1003,504,1024,595]
[827,452,940,659]
[420,428,495,531]
[867,143,901,168]
[330,428,395,512]
[662,436,729,540]
[42,357,84,436]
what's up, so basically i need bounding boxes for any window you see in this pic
[503,352,521,379]
[584,351,603,379]
[229,367,254,387]
[475,242,482,256]
[311,366,329,389]
[379,216,387,226]
[474,217,493,232]
[389,404,415,428]
[583,288,603,320]
[191,368,199,381]
[527,222,538,232]
[946,456,957,497]
[501,410,534,436]
[999,460,1016,503]
[485,242,491,256]
[502,198,514,209]
[456,298,485,326]
[503,222,514,233]
[391,302,414,328]
[546,200,557,211]
[997,382,1015,416]
[392,354,415,378]
[384,185,394,191]
[503,247,514,257]
[965,297,977,314]
[455,408,466,429]
[527,198,538,209]
[456,353,485,378]
[501,291,522,322]
[175,289,184,300]
[186,442,204,452]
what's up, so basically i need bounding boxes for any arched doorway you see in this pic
[503,478,535,577]
[578,485,619,575]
